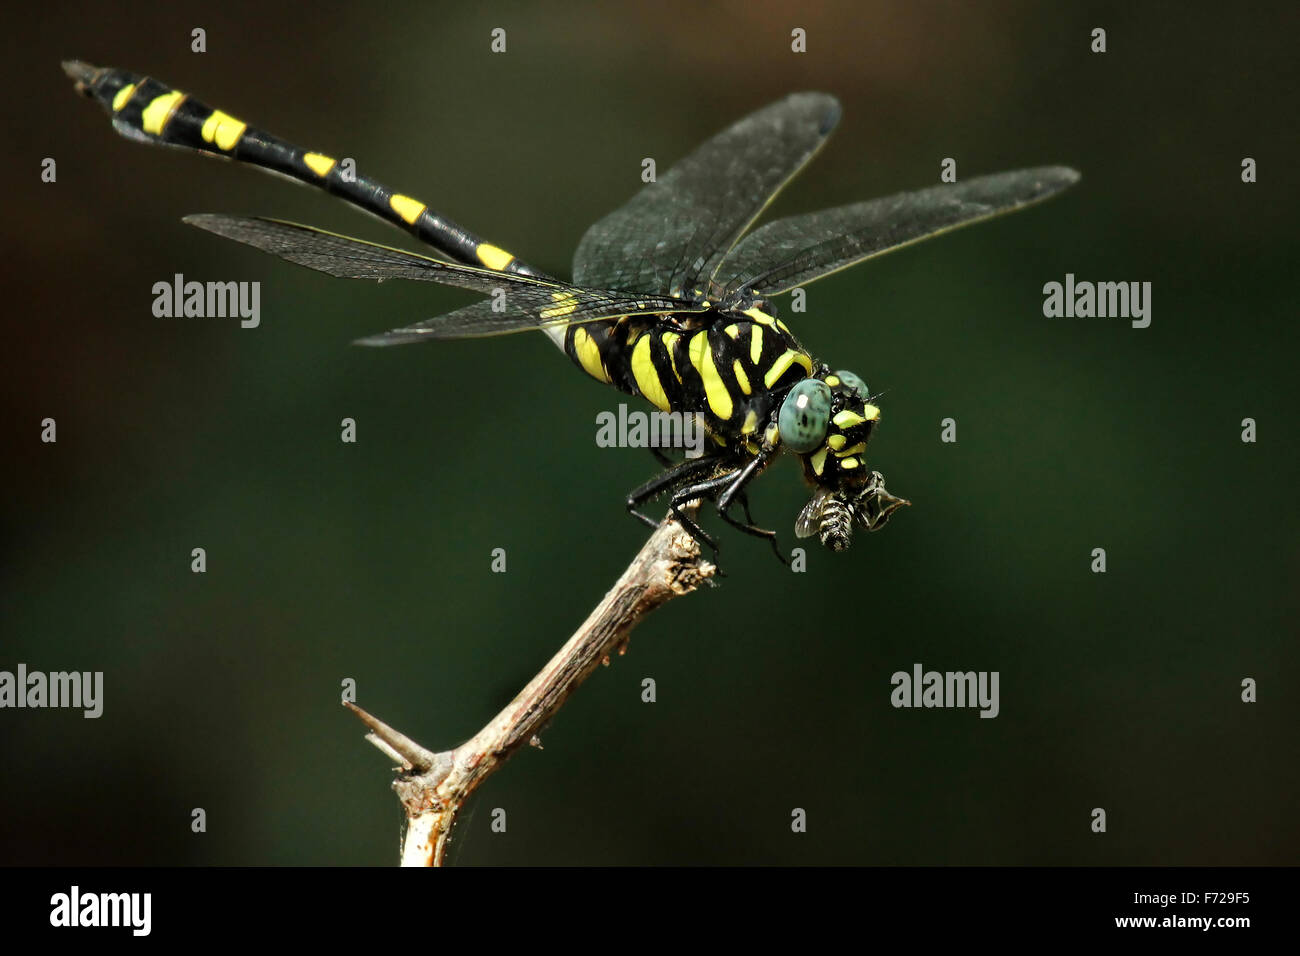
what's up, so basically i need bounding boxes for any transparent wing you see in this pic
[183,215,698,341]
[794,488,835,539]
[716,167,1081,299]
[352,291,697,345]
[572,93,841,299]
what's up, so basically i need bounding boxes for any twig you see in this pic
[345,510,715,866]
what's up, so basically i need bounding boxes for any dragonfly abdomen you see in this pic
[63,62,542,279]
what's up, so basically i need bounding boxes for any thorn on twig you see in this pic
[364,732,409,767]
[343,700,442,773]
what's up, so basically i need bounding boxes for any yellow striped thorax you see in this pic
[562,306,816,447]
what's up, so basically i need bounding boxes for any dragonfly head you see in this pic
[779,369,910,550]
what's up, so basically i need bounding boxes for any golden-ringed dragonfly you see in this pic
[65,61,1079,560]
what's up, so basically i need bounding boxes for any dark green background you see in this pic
[3,1,1295,865]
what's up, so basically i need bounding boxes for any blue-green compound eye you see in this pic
[834,370,868,398]
[779,379,832,453]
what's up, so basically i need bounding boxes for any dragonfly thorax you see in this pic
[562,306,814,447]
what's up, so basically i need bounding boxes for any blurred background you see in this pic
[2,0,1295,865]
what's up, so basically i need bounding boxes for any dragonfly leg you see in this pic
[715,453,787,565]
[667,471,743,558]
[626,449,783,564]
[625,455,721,530]
[717,492,787,566]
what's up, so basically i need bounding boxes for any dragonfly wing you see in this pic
[717,166,1081,299]
[184,215,697,341]
[353,292,698,343]
[572,93,841,299]
[185,214,547,289]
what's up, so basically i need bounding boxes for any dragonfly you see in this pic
[65,61,1079,559]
